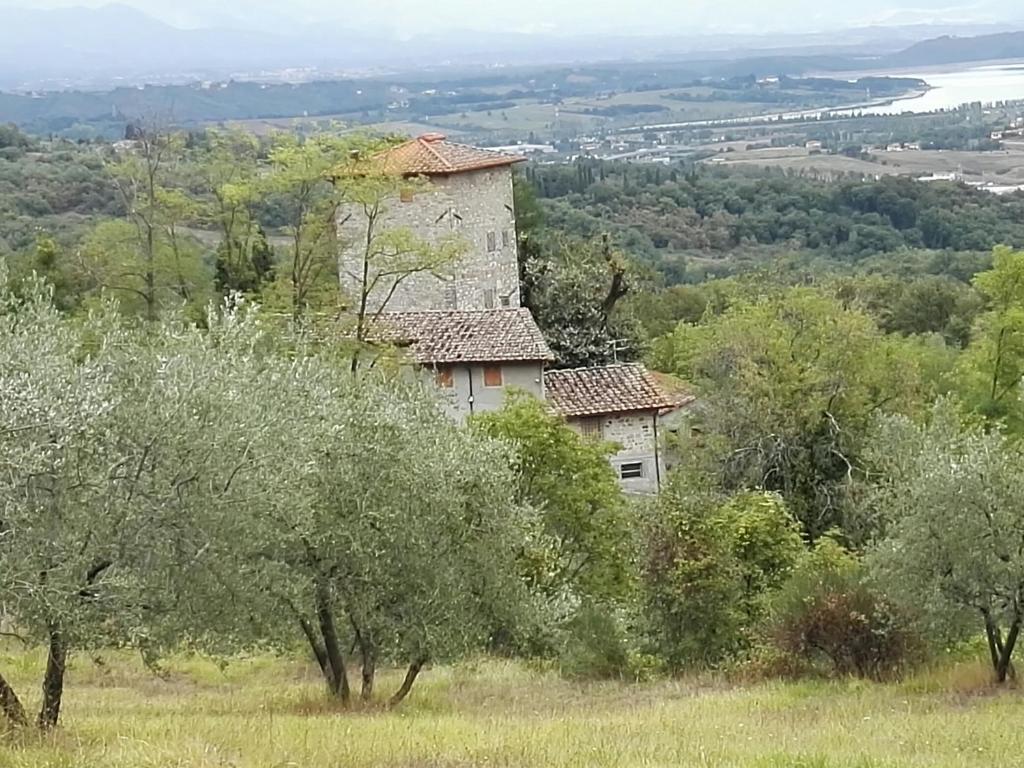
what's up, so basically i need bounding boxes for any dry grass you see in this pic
[0,650,1021,767]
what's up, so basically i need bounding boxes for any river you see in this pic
[626,60,1024,133]
[841,61,1024,116]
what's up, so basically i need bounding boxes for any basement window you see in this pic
[619,462,645,480]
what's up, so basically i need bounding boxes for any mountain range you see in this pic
[1,4,1024,90]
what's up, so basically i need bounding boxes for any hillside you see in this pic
[886,30,1024,67]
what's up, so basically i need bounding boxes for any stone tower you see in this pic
[338,133,525,313]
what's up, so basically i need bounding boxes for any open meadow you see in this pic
[0,651,1021,768]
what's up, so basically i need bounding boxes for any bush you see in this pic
[768,538,924,680]
[643,480,804,669]
[557,604,659,681]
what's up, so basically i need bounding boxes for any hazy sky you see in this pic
[5,0,1022,36]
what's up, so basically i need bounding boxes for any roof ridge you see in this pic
[547,362,644,374]
[418,137,455,171]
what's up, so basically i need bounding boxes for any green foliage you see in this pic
[530,165,1024,284]
[864,400,1024,682]
[652,287,923,539]
[557,603,635,681]
[471,393,634,605]
[520,233,645,368]
[954,247,1024,431]
[642,477,803,669]
[768,538,924,680]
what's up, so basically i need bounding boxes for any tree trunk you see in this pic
[0,671,27,728]
[314,581,350,704]
[983,611,1020,684]
[997,616,1021,684]
[387,656,427,708]
[298,617,331,683]
[358,636,375,702]
[37,627,67,730]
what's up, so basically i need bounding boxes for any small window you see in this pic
[619,462,645,480]
[435,367,454,389]
[483,288,496,309]
[502,230,511,248]
[486,231,497,252]
[499,294,512,308]
[444,282,458,310]
[400,187,415,203]
[483,365,503,388]
[577,418,602,440]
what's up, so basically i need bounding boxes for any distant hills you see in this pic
[1,4,1024,91]
[885,31,1024,67]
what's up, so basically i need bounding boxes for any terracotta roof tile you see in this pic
[545,364,687,418]
[379,133,525,176]
[374,309,554,364]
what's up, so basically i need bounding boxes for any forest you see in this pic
[3,121,1024,766]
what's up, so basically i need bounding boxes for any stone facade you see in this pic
[567,411,665,495]
[338,168,521,314]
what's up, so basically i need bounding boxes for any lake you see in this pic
[850,61,1024,115]
[628,61,1024,133]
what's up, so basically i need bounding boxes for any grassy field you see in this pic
[699,145,1024,184]
[0,650,1021,767]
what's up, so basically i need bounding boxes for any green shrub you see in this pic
[643,480,803,669]
[768,538,924,680]
[558,604,631,681]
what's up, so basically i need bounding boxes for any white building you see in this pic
[375,309,553,422]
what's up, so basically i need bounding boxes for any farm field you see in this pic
[700,145,1024,184]
[0,651,1021,768]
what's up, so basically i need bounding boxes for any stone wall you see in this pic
[338,168,520,313]
[568,411,664,495]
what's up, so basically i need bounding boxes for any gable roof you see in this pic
[375,309,554,364]
[545,363,689,418]
[379,133,525,176]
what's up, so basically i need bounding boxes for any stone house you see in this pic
[378,309,554,422]
[338,133,695,493]
[338,133,525,314]
[545,364,693,494]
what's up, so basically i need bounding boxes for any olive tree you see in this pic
[0,275,260,728]
[866,400,1024,683]
[180,337,530,706]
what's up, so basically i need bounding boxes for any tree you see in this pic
[333,151,463,370]
[642,475,803,668]
[0,274,255,728]
[195,357,529,705]
[651,288,924,540]
[93,126,211,320]
[955,247,1024,432]
[521,233,644,368]
[258,134,349,323]
[866,400,1024,683]
[201,130,275,297]
[471,392,635,606]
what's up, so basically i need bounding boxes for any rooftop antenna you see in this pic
[610,339,629,364]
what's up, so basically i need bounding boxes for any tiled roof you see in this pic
[379,133,525,176]
[374,309,554,364]
[650,371,699,410]
[545,364,687,418]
